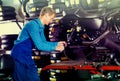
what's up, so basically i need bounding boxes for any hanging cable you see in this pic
[15,18,23,30]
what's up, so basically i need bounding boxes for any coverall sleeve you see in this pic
[26,21,58,52]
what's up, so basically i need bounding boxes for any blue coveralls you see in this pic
[11,18,58,81]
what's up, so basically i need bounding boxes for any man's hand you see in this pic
[55,41,67,52]
[58,41,67,47]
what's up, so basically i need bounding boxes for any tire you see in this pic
[0,6,15,12]
[1,39,16,44]
[0,12,16,18]
[0,16,16,20]
[33,0,47,3]
[1,11,16,16]
[28,11,40,17]
[1,34,18,40]
[26,2,48,17]
[52,3,66,13]
[1,44,14,50]
[88,0,99,9]
[0,13,16,20]
[27,2,48,13]
[1,34,18,50]
[0,54,14,74]
[0,37,1,49]
[0,54,14,81]
[0,0,2,5]
[81,0,89,10]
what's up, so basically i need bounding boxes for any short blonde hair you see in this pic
[40,6,56,16]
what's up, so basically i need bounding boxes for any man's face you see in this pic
[45,13,55,25]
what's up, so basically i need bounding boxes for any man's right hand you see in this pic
[55,42,66,52]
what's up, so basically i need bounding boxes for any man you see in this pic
[11,6,67,81]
